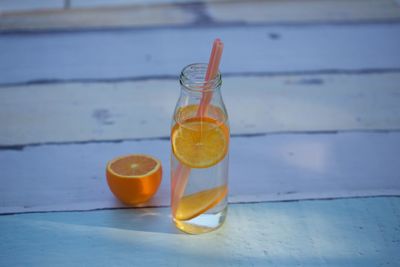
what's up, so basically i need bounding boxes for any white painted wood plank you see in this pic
[2,0,399,31]
[1,24,400,85]
[209,0,400,24]
[0,132,399,214]
[0,0,63,13]
[71,0,217,8]
[1,73,400,146]
[0,4,194,31]
[0,197,399,266]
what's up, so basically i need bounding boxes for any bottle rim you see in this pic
[179,63,222,93]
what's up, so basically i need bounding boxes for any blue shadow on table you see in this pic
[1,198,399,266]
[91,207,183,235]
[17,207,183,235]
[107,207,183,235]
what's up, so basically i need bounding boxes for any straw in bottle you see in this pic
[172,38,224,217]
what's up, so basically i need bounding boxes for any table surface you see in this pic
[1,0,400,266]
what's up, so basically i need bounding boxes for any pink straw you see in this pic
[197,39,224,117]
[172,39,224,217]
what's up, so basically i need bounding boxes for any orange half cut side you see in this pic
[106,154,162,205]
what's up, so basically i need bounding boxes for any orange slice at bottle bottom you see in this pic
[106,154,162,205]
[174,185,228,221]
[171,117,229,169]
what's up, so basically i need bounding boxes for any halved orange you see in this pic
[175,185,228,221]
[171,117,229,168]
[106,154,162,205]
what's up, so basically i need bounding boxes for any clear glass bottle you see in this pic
[171,63,229,234]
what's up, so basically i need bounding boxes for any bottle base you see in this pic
[173,207,227,234]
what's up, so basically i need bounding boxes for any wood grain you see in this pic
[1,24,400,85]
[0,0,63,13]
[0,4,193,30]
[208,0,400,24]
[1,0,400,31]
[0,197,399,266]
[1,73,400,146]
[1,132,399,214]
[71,0,214,8]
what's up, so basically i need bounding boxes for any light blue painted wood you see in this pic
[1,24,400,85]
[0,0,63,13]
[1,73,400,146]
[71,0,203,8]
[0,197,399,266]
[1,132,399,214]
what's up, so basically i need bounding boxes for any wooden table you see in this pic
[1,0,400,266]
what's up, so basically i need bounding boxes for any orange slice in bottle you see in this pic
[175,185,228,221]
[171,117,229,168]
[106,154,162,205]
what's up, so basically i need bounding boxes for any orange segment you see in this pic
[109,155,158,177]
[172,117,229,168]
[175,185,227,221]
[106,154,162,205]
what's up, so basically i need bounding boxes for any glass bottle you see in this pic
[171,63,229,234]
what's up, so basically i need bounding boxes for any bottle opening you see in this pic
[179,63,222,92]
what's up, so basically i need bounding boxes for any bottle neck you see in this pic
[180,84,222,99]
[175,63,227,124]
[179,63,222,96]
